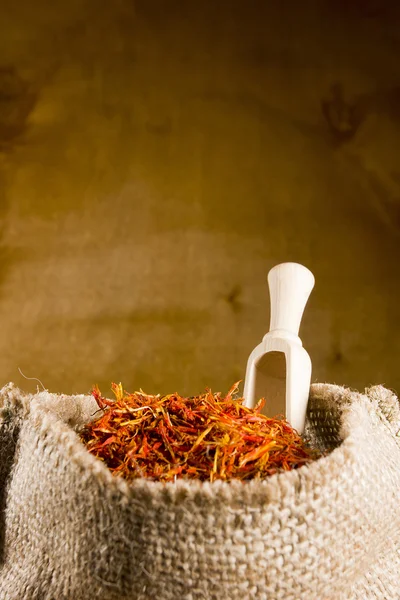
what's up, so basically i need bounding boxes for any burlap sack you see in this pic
[0,382,399,600]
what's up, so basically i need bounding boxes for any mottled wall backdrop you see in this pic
[1,0,400,396]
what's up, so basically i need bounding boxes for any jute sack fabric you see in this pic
[0,383,399,600]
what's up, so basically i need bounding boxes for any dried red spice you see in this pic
[80,382,316,482]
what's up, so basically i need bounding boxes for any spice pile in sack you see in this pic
[0,382,400,600]
[80,382,316,482]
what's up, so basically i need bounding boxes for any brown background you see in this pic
[1,0,400,397]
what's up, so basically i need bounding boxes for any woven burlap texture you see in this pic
[0,382,399,600]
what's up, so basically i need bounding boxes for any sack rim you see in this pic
[3,381,380,507]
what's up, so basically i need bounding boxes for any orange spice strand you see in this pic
[80,383,317,482]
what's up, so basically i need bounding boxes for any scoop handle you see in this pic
[267,263,314,342]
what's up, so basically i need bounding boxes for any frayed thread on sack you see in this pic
[366,385,400,438]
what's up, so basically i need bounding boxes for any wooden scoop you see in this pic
[243,262,315,433]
